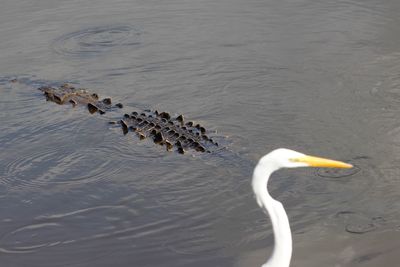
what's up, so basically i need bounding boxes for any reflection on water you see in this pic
[1,0,400,266]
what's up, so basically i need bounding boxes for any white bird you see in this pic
[252,148,353,267]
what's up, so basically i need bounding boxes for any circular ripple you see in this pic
[315,156,365,178]
[52,25,141,57]
[334,211,385,235]
[345,223,377,234]
[0,145,120,192]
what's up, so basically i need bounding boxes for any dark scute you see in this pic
[140,113,146,116]
[115,103,123,108]
[138,132,146,140]
[195,124,201,130]
[200,127,206,134]
[196,146,206,153]
[168,121,174,125]
[173,132,180,138]
[54,95,63,104]
[98,109,106,115]
[120,120,129,135]
[149,122,155,127]
[102,98,112,105]
[123,114,130,118]
[129,126,137,131]
[69,99,77,107]
[153,132,164,143]
[87,103,98,114]
[132,111,138,116]
[194,142,206,152]
[109,121,117,125]
[144,109,151,112]
[175,141,182,147]
[177,147,185,154]
[159,112,171,120]
[161,118,167,123]
[137,118,143,122]
[165,141,173,151]
[181,126,187,130]
[155,125,162,130]
[155,110,159,115]
[176,115,184,123]
[92,93,99,99]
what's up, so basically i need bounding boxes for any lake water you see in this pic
[1,0,400,266]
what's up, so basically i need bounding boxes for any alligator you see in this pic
[39,83,124,114]
[38,83,220,154]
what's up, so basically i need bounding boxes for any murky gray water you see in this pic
[1,0,400,266]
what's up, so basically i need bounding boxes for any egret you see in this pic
[252,148,353,267]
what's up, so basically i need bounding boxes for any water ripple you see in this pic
[315,156,365,178]
[333,211,387,234]
[0,199,221,265]
[51,25,142,57]
[0,205,140,254]
[363,53,400,105]
[0,144,123,192]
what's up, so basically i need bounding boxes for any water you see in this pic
[1,0,400,266]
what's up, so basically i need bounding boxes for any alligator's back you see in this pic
[117,110,219,153]
[37,83,221,154]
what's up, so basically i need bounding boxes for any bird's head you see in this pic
[253,148,353,208]
[259,148,353,170]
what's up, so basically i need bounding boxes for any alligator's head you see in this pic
[39,86,65,104]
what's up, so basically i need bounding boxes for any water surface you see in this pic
[1,0,400,266]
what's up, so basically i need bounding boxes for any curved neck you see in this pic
[252,163,292,267]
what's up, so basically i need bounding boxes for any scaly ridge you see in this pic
[37,83,219,154]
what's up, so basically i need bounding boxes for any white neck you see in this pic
[252,163,292,267]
